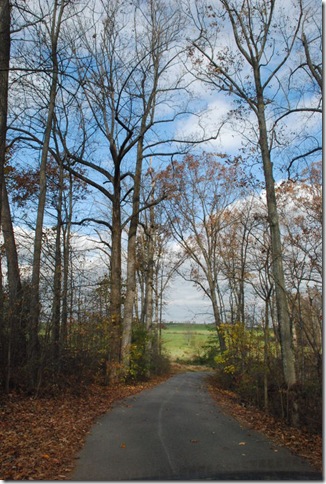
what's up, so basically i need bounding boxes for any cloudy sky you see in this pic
[162,275,213,323]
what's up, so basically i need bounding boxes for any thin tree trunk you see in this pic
[0,0,10,210]
[28,1,65,388]
[144,196,155,336]
[0,246,3,347]
[0,0,26,390]
[61,172,73,346]
[140,267,146,324]
[121,141,143,374]
[154,265,159,326]
[256,93,297,390]
[0,0,10,381]
[51,161,63,362]
[2,184,25,388]
[207,274,226,352]
[264,299,270,412]
[239,228,248,325]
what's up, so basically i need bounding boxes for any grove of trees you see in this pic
[0,0,321,428]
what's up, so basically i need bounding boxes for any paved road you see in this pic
[71,372,321,480]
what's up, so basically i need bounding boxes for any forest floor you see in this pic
[0,365,322,480]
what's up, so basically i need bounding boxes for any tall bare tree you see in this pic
[188,0,314,398]
[0,0,10,268]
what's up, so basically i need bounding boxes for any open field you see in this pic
[161,323,216,362]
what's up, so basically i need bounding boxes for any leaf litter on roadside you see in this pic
[0,376,169,480]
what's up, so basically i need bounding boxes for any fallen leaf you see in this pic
[120,442,126,448]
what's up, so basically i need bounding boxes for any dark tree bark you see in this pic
[51,161,64,362]
[0,0,26,390]
[121,140,143,374]
[106,162,122,384]
[0,0,11,354]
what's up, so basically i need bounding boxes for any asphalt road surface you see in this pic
[71,371,322,480]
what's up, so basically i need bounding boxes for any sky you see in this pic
[162,277,213,323]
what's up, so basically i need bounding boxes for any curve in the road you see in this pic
[71,371,322,480]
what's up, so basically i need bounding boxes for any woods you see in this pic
[0,0,321,433]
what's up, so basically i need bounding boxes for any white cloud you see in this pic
[174,95,246,153]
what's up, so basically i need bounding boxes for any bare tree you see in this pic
[0,0,10,258]
[158,153,244,351]
[301,14,322,91]
[188,0,315,399]
[218,198,258,325]
[274,2,322,176]
[276,162,322,381]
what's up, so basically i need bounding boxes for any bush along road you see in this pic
[71,371,322,480]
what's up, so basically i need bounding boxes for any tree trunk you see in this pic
[0,3,26,388]
[144,197,155,335]
[2,184,25,387]
[51,162,63,362]
[263,298,270,412]
[0,0,9,386]
[206,271,226,352]
[0,0,10,205]
[238,228,248,325]
[256,94,297,390]
[107,162,122,384]
[121,141,143,375]
[61,172,73,346]
[212,292,226,352]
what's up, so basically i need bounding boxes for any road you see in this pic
[71,371,321,480]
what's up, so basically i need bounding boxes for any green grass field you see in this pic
[161,323,216,362]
